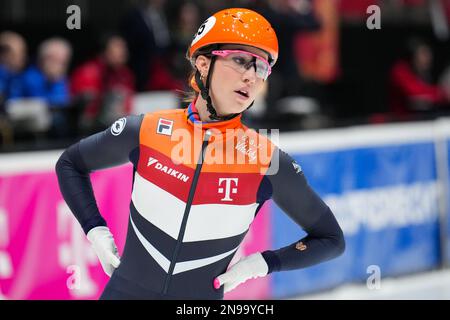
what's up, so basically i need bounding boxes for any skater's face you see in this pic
[196,44,269,116]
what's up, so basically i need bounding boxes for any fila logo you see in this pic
[147,157,189,182]
[218,178,238,202]
[157,118,173,136]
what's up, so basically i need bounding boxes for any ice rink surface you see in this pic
[295,269,450,300]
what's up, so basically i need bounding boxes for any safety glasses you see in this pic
[211,50,272,80]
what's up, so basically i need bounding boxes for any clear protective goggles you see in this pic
[211,50,272,80]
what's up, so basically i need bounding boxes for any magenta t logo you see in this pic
[218,178,239,202]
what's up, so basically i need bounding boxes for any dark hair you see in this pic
[178,69,198,105]
[404,37,430,61]
[98,32,124,53]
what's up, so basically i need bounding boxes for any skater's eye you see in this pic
[232,56,248,66]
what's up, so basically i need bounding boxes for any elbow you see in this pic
[55,150,69,177]
[334,227,346,257]
[318,207,346,258]
[55,152,65,176]
[337,236,346,257]
[55,144,87,177]
[326,208,345,257]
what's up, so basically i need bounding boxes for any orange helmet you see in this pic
[188,8,279,67]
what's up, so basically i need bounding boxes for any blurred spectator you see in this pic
[70,34,135,133]
[0,36,72,140]
[258,0,321,115]
[439,64,450,104]
[27,38,72,107]
[22,38,72,138]
[121,0,175,91]
[388,38,448,120]
[0,35,71,107]
[170,1,201,93]
[293,0,339,83]
[0,31,27,146]
[172,1,200,53]
[0,31,28,110]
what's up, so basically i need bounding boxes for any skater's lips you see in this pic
[234,87,251,98]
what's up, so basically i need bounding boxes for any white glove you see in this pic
[87,226,121,277]
[214,252,269,293]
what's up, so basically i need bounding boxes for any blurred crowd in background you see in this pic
[1,0,450,151]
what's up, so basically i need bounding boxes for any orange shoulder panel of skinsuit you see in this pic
[140,109,186,152]
[139,109,276,174]
[201,125,276,174]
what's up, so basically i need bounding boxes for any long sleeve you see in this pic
[261,148,345,273]
[55,115,143,234]
[391,61,444,104]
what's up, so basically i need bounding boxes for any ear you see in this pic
[194,55,210,76]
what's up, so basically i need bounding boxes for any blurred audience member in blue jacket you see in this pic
[23,38,72,107]
[25,38,72,137]
[0,31,28,112]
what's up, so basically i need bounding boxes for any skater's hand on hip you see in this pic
[214,252,268,293]
[87,226,121,277]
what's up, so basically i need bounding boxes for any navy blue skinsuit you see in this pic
[55,113,345,299]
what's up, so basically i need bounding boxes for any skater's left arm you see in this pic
[215,148,345,292]
[261,148,345,273]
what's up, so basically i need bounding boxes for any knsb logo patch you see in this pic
[157,118,174,136]
[111,117,126,136]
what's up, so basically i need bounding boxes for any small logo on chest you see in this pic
[157,118,173,136]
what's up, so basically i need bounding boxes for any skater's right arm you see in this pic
[55,115,143,234]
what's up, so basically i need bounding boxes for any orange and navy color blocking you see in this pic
[137,109,275,205]
[118,102,276,298]
[56,100,345,299]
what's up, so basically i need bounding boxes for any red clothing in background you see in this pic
[70,58,135,119]
[339,0,380,18]
[146,58,184,92]
[389,60,445,117]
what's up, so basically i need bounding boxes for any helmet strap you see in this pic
[195,56,240,121]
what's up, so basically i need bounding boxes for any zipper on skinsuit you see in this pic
[162,129,212,295]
